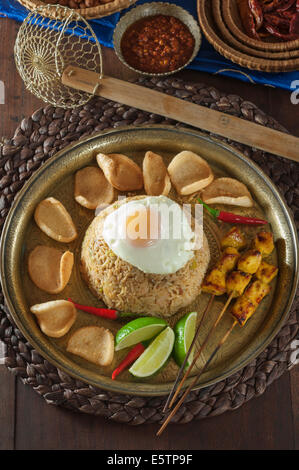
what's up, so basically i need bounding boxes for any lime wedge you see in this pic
[129,327,175,377]
[174,311,197,367]
[115,317,167,351]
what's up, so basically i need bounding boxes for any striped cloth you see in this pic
[1,0,298,90]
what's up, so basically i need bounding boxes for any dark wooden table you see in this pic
[0,17,298,451]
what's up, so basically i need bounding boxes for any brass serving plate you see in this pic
[1,126,298,396]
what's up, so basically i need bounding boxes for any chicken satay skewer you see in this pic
[168,259,254,409]
[162,294,215,412]
[157,277,273,437]
[168,231,278,410]
[157,319,238,437]
[167,248,262,409]
[163,248,239,411]
[157,254,277,436]
[160,237,273,427]
[163,239,243,412]
[164,227,248,412]
[167,290,235,410]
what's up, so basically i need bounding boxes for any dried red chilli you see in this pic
[197,198,268,226]
[264,13,290,28]
[237,0,260,38]
[237,0,299,41]
[290,11,299,33]
[248,0,264,30]
[264,22,296,39]
[112,343,146,380]
[279,9,295,19]
[277,0,296,13]
[262,0,280,13]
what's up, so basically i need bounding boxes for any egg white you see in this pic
[102,196,195,274]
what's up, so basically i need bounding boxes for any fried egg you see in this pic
[102,196,195,274]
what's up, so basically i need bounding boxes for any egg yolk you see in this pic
[126,207,160,247]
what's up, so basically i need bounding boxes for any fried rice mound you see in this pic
[80,197,210,318]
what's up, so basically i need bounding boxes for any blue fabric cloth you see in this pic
[1,0,298,90]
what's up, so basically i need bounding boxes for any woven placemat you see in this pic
[0,77,298,425]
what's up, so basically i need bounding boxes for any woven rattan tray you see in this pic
[222,0,299,52]
[0,76,298,425]
[17,0,138,20]
[213,0,299,60]
[198,0,299,72]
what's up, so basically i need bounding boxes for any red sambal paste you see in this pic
[121,14,195,74]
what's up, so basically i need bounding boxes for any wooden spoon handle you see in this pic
[62,66,299,163]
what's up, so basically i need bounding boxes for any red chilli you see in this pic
[197,198,268,225]
[112,343,146,380]
[67,298,118,320]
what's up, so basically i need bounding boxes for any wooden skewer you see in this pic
[168,291,235,410]
[61,66,299,164]
[162,294,215,413]
[157,319,238,437]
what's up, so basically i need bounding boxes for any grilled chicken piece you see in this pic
[220,226,247,250]
[254,231,274,257]
[231,280,270,326]
[226,271,252,298]
[256,261,278,284]
[245,280,270,305]
[237,249,262,274]
[218,247,240,272]
[231,297,256,327]
[202,268,226,296]
[202,247,239,296]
